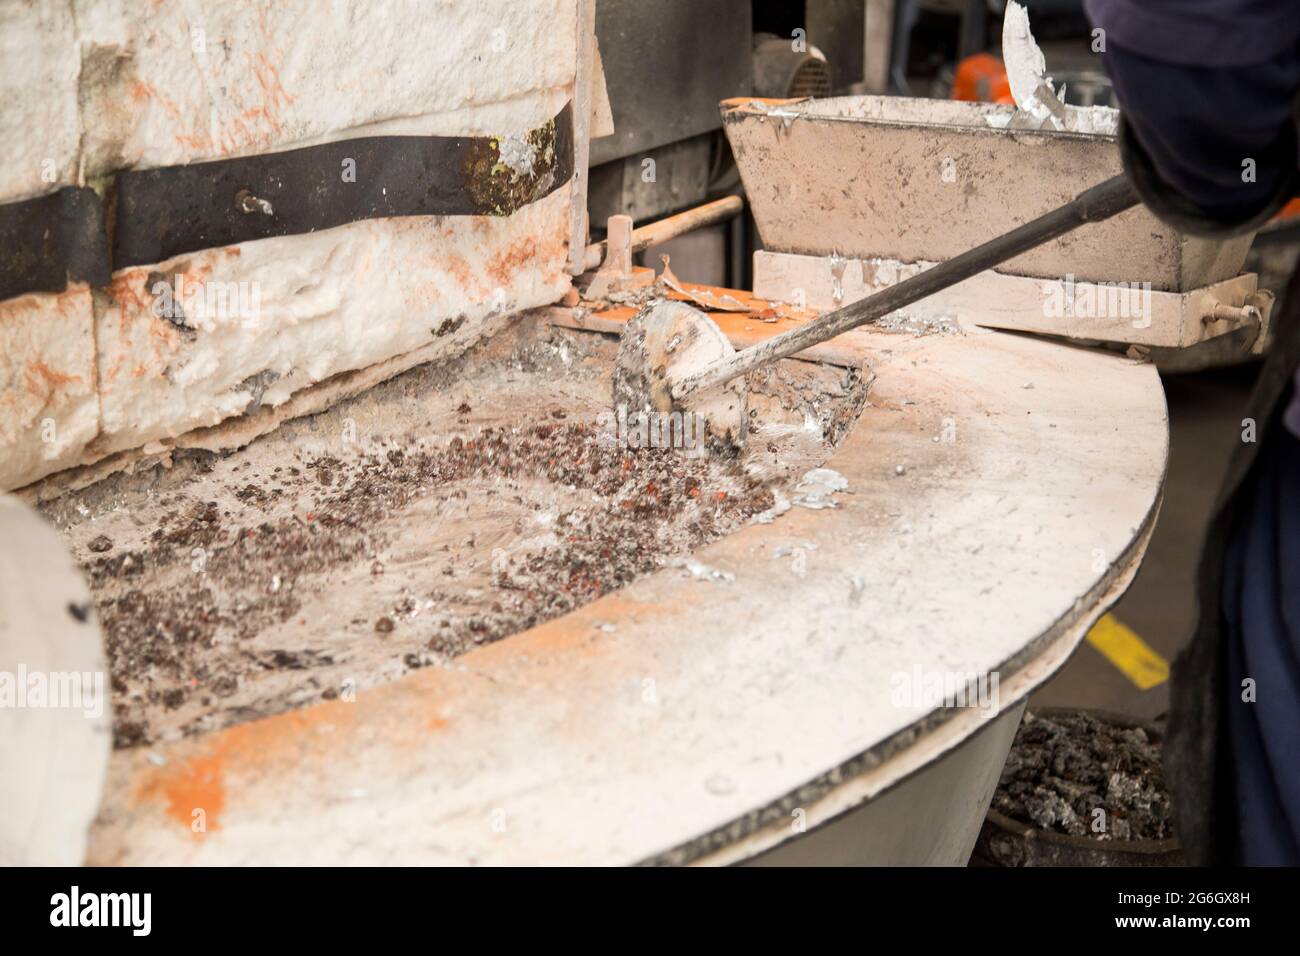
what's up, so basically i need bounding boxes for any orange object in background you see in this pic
[1274,198,1300,224]
[951,52,1014,104]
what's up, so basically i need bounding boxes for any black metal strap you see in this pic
[0,102,574,301]
[0,188,110,301]
[114,102,574,268]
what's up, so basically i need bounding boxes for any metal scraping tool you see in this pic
[613,173,1138,452]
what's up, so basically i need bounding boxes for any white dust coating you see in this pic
[672,558,737,583]
[1002,2,1055,125]
[1062,105,1120,136]
[997,2,1118,135]
[792,467,849,510]
[496,132,540,178]
[748,100,802,128]
[754,489,792,524]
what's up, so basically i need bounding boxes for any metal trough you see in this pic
[722,95,1253,292]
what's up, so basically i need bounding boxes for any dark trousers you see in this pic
[1223,421,1300,864]
[1167,259,1300,865]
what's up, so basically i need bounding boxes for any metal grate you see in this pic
[789,58,831,98]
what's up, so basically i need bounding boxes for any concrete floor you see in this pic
[1031,362,1260,722]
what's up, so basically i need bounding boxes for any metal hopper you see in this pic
[722,95,1253,293]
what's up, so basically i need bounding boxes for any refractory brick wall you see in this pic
[0,0,584,491]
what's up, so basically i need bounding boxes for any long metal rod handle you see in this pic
[581,196,744,272]
[672,174,1139,400]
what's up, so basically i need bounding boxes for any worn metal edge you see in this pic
[718,96,1119,144]
[660,486,1164,867]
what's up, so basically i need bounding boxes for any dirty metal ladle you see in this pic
[613,173,1138,451]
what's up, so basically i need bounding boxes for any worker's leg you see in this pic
[1223,418,1300,864]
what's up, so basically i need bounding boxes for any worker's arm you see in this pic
[1084,0,1300,236]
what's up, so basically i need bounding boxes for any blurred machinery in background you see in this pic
[585,0,1115,291]
[587,0,863,290]
[585,1,751,288]
[586,0,1292,316]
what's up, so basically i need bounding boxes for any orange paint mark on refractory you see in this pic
[174,133,210,153]
[158,752,228,836]
[106,274,166,368]
[23,361,80,399]
[442,254,484,298]
[468,594,669,666]
[242,105,275,126]
[252,53,295,112]
[156,93,184,123]
[487,237,538,288]
[134,698,359,836]
[106,271,149,316]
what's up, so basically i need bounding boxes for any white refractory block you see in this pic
[0,1,587,491]
[0,289,100,491]
[73,0,579,174]
[94,188,573,457]
[0,2,81,201]
[4,0,577,197]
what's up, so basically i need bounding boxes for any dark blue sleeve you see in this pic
[1085,0,1300,234]
[1085,0,1300,68]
